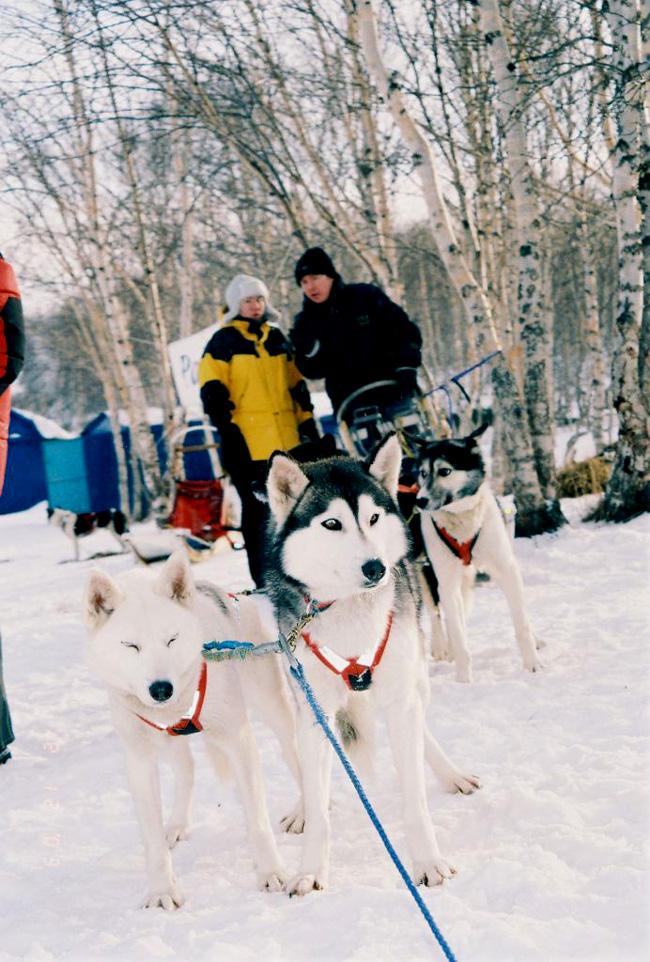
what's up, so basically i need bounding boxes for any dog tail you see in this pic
[335,699,375,780]
[204,744,232,783]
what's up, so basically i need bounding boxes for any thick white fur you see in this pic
[266,436,480,896]
[420,481,542,683]
[83,551,302,909]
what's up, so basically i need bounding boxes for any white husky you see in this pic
[416,426,543,683]
[263,434,480,896]
[83,552,302,909]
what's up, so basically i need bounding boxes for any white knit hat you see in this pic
[222,273,278,323]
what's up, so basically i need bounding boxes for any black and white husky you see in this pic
[416,425,543,683]
[48,507,128,561]
[264,434,480,896]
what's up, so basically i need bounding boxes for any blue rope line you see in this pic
[422,349,503,437]
[449,349,502,385]
[289,662,457,962]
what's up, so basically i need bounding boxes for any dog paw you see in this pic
[280,802,305,834]
[413,858,456,887]
[431,645,452,662]
[444,772,482,795]
[287,873,326,896]
[165,823,190,848]
[258,870,286,893]
[142,885,185,911]
[523,655,544,673]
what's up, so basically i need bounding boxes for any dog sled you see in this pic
[126,421,244,564]
[334,376,447,467]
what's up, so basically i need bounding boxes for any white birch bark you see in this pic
[168,72,195,341]
[344,0,399,292]
[356,0,561,532]
[578,218,609,452]
[478,0,557,499]
[70,300,132,515]
[55,0,165,509]
[598,0,650,519]
[242,0,397,295]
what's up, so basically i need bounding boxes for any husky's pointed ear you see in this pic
[83,568,124,628]
[266,451,309,523]
[154,550,195,607]
[368,433,402,498]
[467,422,489,444]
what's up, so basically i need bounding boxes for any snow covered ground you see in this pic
[0,499,648,962]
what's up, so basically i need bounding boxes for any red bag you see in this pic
[168,479,225,541]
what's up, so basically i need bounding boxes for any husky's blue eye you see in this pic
[369,513,380,526]
[322,518,342,531]
[438,467,452,477]
[121,640,140,652]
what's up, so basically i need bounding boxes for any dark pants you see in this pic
[0,632,15,753]
[232,462,269,589]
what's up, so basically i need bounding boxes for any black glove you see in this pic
[298,418,320,444]
[218,424,252,484]
[395,368,421,399]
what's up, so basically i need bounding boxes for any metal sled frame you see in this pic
[335,379,437,459]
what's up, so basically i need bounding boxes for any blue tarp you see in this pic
[0,408,226,517]
[0,411,48,515]
[81,414,169,514]
[42,438,92,513]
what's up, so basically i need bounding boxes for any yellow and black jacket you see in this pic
[199,318,314,464]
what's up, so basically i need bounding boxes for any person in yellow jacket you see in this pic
[199,273,318,586]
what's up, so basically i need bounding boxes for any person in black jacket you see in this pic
[290,247,422,425]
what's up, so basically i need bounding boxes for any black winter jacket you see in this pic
[290,276,422,418]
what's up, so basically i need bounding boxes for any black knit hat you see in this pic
[295,247,337,286]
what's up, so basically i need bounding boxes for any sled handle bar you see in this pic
[335,379,399,427]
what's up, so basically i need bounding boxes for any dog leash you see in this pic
[169,601,458,958]
[202,596,322,662]
[278,633,457,961]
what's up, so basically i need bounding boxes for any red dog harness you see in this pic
[433,521,480,566]
[302,610,394,691]
[136,661,208,736]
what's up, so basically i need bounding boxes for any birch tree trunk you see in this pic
[344,0,400,293]
[167,70,195,341]
[94,8,176,466]
[70,300,132,514]
[578,217,609,452]
[595,0,650,520]
[355,0,563,534]
[478,0,558,501]
[55,0,165,512]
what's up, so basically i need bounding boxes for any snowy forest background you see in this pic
[1,0,648,532]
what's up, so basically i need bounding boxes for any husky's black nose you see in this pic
[362,559,386,584]
[149,680,174,702]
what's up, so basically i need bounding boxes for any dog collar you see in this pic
[135,661,208,736]
[301,610,393,692]
[433,521,480,566]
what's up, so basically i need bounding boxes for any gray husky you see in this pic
[264,434,480,897]
[416,425,543,683]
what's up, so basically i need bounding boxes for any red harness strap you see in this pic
[433,521,480,566]
[398,482,419,494]
[136,661,208,736]
[302,610,394,692]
